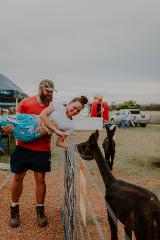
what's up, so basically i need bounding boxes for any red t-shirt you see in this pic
[17,96,51,151]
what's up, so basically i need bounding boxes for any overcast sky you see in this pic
[0,0,160,104]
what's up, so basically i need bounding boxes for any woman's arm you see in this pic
[40,104,67,139]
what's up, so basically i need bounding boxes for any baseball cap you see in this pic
[39,79,57,92]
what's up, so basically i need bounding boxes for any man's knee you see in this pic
[13,172,26,183]
[34,172,46,184]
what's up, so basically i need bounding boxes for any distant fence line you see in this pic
[150,114,160,124]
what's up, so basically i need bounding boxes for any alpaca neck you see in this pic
[93,143,115,189]
[108,137,113,148]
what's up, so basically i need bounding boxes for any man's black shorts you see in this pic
[10,146,51,173]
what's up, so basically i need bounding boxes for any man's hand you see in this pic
[1,125,14,134]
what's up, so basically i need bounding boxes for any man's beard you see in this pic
[39,92,53,105]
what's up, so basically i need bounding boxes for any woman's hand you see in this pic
[56,135,68,148]
[55,130,69,140]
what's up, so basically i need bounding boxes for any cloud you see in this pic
[0,0,160,103]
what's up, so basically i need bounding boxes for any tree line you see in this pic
[109,100,160,111]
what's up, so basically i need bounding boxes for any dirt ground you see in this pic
[0,124,160,239]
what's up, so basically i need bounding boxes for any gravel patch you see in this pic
[0,168,64,240]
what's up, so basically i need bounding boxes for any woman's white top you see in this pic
[48,102,74,132]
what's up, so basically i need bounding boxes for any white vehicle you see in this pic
[110,109,150,127]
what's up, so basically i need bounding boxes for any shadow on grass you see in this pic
[151,161,160,168]
[147,157,160,168]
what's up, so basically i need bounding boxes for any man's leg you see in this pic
[34,172,48,227]
[11,172,26,202]
[9,171,26,228]
[34,172,46,203]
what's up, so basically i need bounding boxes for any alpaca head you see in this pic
[76,130,99,161]
[105,124,116,138]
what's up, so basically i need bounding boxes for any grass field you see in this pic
[73,124,160,198]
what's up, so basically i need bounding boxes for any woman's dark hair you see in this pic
[70,96,88,108]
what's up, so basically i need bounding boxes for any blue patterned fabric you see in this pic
[0,114,41,142]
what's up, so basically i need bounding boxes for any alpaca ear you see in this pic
[95,130,99,141]
[109,124,116,131]
[105,124,110,134]
[89,130,99,145]
[113,125,116,133]
[105,124,109,130]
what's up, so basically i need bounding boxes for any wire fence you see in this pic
[64,148,78,240]
[63,144,118,240]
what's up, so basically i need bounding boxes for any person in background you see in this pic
[5,79,58,228]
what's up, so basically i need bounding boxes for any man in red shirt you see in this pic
[9,79,55,228]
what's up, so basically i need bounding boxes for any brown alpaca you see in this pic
[76,130,160,240]
[102,124,116,170]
